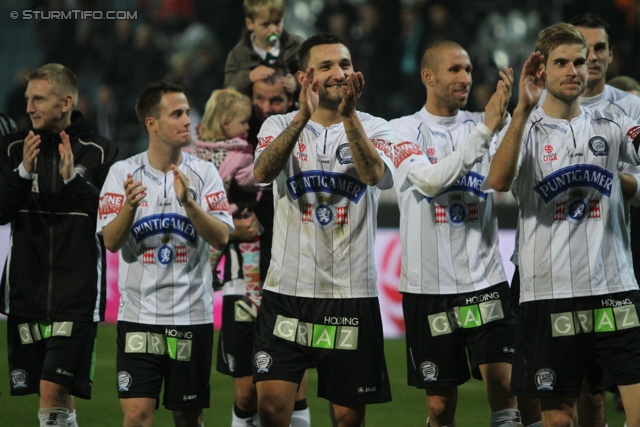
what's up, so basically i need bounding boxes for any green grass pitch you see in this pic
[0,323,627,426]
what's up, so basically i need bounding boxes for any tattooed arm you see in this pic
[339,72,385,185]
[253,115,308,183]
[253,66,318,184]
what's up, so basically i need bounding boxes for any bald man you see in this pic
[388,41,522,427]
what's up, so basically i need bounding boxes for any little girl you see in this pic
[188,88,262,298]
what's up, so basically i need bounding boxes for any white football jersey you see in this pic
[97,152,234,325]
[501,106,640,302]
[255,111,395,298]
[390,107,507,294]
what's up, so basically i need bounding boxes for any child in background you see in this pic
[188,88,262,296]
[224,0,304,97]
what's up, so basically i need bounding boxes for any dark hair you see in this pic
[569,12,614,48]
[298,33,344,71]
[135,81,184,135]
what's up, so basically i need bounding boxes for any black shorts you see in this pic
[216,295,256,378]
[253,290,392,406]
[7,315,97,399]
[402,282,517,389]
[511,291,640,398]
[116,321,213,411]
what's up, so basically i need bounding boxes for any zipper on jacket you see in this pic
[570,125,577,148]
[48,154,57,319]
[324,129,328,155]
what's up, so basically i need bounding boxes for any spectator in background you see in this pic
[0,113,18,136]
[6,66,32,131]
[224,0,304,98]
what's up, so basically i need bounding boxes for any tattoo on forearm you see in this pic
[347,128,377,169]
[254,121,304,180]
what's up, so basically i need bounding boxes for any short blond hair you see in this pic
[243,0,284,21]
[26,63,78,108]
[200,88,251,142]
[535,23,588,66]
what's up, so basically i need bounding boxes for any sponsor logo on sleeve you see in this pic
[257,136,274,150]
[99,193,125,218]
[371,138,394,160]
[205,191,230,212]
[627,126,640,140]
[393,141,424,168]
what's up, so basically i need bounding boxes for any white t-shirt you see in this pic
[390,107,507,294]
[500,106,640,302]
[255,111,395,298]
[97,152,234,325]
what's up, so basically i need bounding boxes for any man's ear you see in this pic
[62,95,74,113]
[536,63,546,78]
[421,68,434,88]
[296,70,306,85]
[145,117,157,134]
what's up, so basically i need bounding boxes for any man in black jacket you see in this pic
[0,63,118,427]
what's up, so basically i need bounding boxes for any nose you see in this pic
[330,65,345,82]
[568,63,578,76]
[588,47,597,62]
[459,71,471,85]
[26,99,35,114]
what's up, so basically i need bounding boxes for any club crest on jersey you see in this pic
[434,196,479,227]
[117,371,132,392]
[143,242,187,267]
[254,351,273,373]
[588,136,608,156]
[10,369,28,389]
[554,192,601,224]
[420,361,439,382]
[302,201,348,228]
[336,143,353,164]
[533,164,613,204]
[535,368,556,391]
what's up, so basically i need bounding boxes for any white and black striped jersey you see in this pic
[255,111,395,298]
[97,152,234,325]
[390,107,507,295]
[501,106,640,302]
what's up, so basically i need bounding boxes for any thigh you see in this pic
[7,315,44,395]
[217,295,256,378]
[116,321,165,401]
[164,323,213,411]
[313,297,392,406]
[402,292,470,389]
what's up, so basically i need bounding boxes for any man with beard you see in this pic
[490,23,640,427]
[252,33,396,427]
[388,41,521,427]
[0,63,118,426]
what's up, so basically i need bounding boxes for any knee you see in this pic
[542,412,574,427]
[332,404,365,427]
[427,393,457,423]
[258,395,290,421]
[123,408,153,427]
[235,387,257,410]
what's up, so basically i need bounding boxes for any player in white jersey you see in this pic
[389,41,522,427]
[252,33,395,427]
[490,23,640,427]
[97,82,234,427]
[527,13,640,427]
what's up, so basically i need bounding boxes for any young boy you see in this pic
[224,0,304,97]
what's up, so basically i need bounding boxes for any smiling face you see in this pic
[152,92,192,148]
[543,43,588,104]
[301,43,354,111]
[576,26,612,92]
[25,79,73,132]
[423,45,472,116]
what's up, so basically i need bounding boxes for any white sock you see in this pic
[231,406,259,427]
[67,410,78,427]
[525,422,542,427]
[427,418,456,427]
[491,409,523,427]
[38,408,69,427]
[290,407,310,427]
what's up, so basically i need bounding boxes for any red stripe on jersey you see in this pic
[176,246,187,263]
[469,203,478,221]
[435,205,447,223]
[143,247,154,264]
[554,202,565,221]
[336,206,348,224]
[589,199,601,219]
[302,204,313,222]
